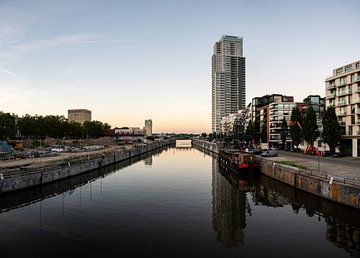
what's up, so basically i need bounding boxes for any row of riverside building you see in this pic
[211,35,360,157]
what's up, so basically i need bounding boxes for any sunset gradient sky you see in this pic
[0,0,359,133]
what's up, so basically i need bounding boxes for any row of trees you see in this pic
[214,105,341,152]
[290,106,341,153]
[0,112,111,140]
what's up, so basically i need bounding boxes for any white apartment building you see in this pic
[268,102,296,146]
[325,61,360,157]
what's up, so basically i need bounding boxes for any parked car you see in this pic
[261,149,278,157]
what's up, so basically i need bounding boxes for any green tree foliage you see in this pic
[289,107,303,148]
[303,107,319,148]
[16,114,109,139]
[280,117,288,148]
[322,106,341,153]
[260,122,267,143]
[0,112,16,140]
[253,116,260,144]
[208,133,213,141]
[245,120,254,141]
[83,121,104,138]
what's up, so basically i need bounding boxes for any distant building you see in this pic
[220,106,251,137]
[220,112,241,136]
[68,109,91,124]
[144,119,152,136]
[251,94,295,147]
[212,35,246,132]
[325,60,360,157]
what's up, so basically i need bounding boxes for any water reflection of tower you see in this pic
[326,218,360,256]
[212,157,247,248]
[144,156,153,167]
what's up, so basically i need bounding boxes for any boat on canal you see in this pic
[218,148,258,173]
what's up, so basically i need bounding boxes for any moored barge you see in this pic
[218,149,258,173]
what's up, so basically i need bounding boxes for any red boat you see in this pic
[218,149,257,173]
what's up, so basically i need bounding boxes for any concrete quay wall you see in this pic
[192,138,360,209]
[0,140,174,194]
[192,138,219,154]
[259,159,360,209]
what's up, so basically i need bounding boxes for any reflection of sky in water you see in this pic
[0,147,357,258]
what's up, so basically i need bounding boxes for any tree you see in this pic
[0,112,16,140]
[280,117,288,148]
[83,121,104,138]
[260,122,267,143]
[322,106,341,153]
[245,120,254,143]
[253,116,260,144]
[289,107,303,148]
[303,106,319,148]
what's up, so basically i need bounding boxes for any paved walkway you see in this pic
[264,151,360,180]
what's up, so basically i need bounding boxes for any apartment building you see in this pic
[251,94,294,147]
[325,61,360,157]
[212,35,246,132]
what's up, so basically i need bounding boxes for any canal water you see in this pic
[0,142,359,257]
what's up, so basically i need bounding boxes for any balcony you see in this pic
[327,84,336,89]
[337,101,348,106]
[337,111,347,116]
[338,81,347,86]
[327,93,336,99]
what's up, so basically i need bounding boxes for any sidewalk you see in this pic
[265,151,360,180]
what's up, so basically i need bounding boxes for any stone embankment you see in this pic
[192,138,220,154]
[192,138,360,209]
[0,140,174,194]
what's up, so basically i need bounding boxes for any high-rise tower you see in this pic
[212,35,246,132]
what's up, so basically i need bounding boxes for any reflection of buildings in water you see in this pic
[144,156,153,167]
[326,218,360,257]
[254,175,360,257]
[212,157,247,248]
[253,184,291,208]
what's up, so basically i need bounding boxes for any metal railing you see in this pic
[259,158,360,187]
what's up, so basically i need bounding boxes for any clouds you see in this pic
[1,34,134,53]
[0,68,22,78]
[12,34,95,52]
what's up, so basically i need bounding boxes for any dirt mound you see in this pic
[21,139,33,148]
[62,137,117,147]
[43,138,58,147]
[85,137,117,146]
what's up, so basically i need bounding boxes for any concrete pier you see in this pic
[0,140,175,194]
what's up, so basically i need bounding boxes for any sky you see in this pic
[0,0,359,133]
